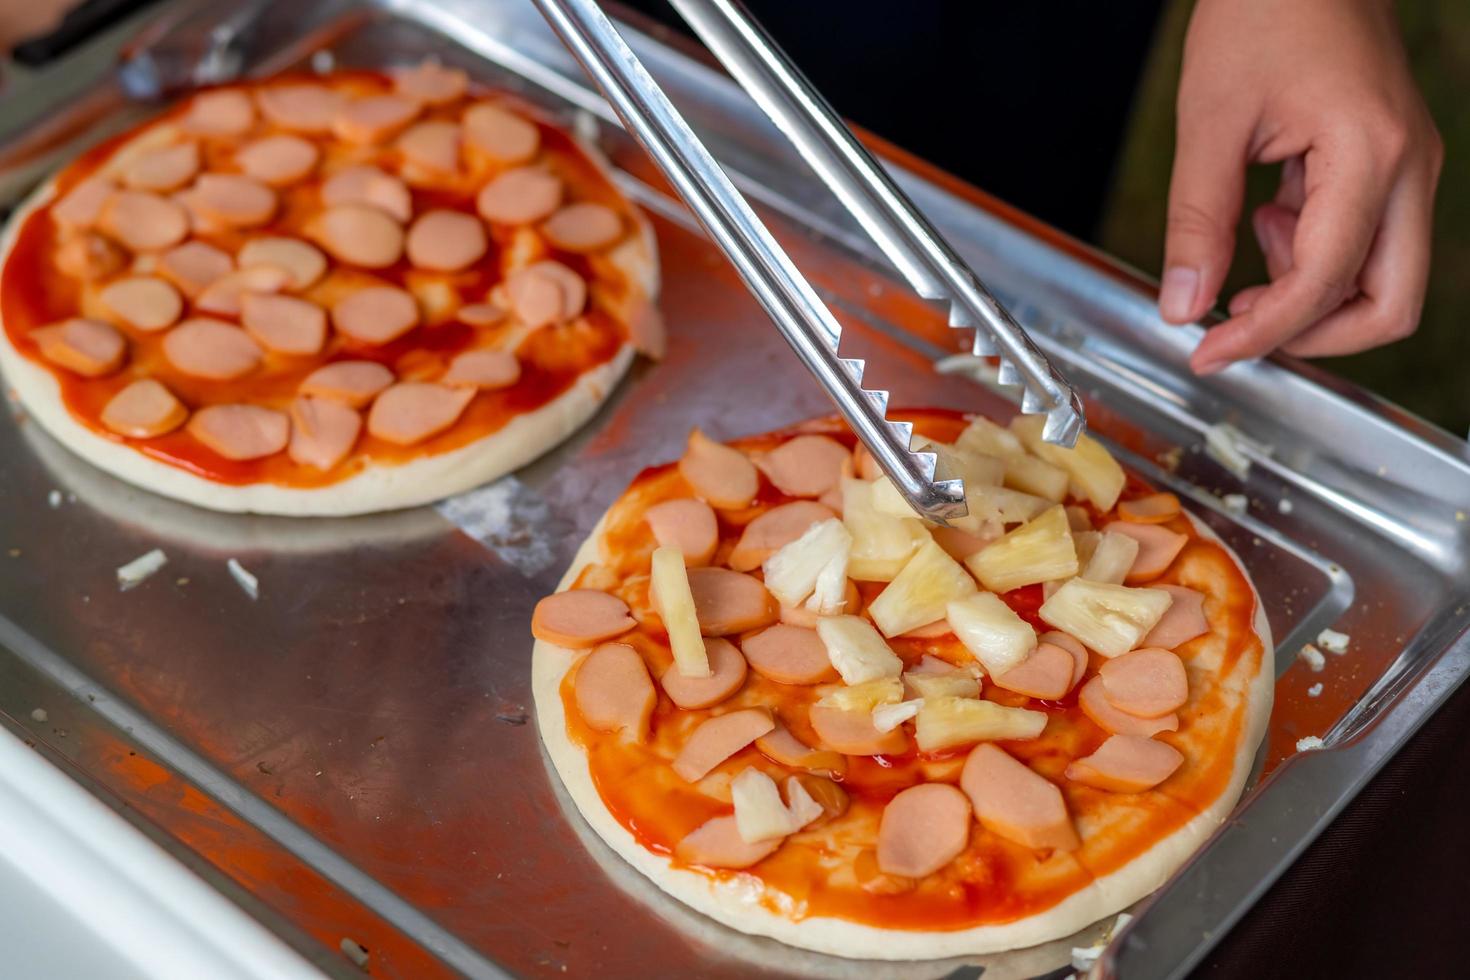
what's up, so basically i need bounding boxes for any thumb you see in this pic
[1159,113,1249,324]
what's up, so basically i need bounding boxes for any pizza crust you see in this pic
[532,509,1274,961]
[0,115,658,517]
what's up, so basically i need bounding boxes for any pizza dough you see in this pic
[531,412,1273,960]
[0,64,660,516]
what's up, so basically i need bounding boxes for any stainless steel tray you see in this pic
[0,1,1467,978]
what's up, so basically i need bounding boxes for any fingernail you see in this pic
[1159,266,1200,323]
[1193,356,1232,376]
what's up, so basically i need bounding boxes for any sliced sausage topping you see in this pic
[162,318,263,380]
[320,165,412,223]
[1099,647,1188,718]
[287,396,361,470]
[777,580,860,630]
[809,704,908,756]
[405,209,488,272]
[475,167,562,225]
[195,265,290,317]
[462,102,540,164]
[100,379,187,438]
[255,84,344,133]
[98,276,182,332]
[457,302,503,327]
[237,237,327,291]
[1104,521,1188,584]
[180,90,256,137]
[877,783,971,878]
[331,286,420,344]
[123,142,199,192]
[240,293,327,355]
[573,642,655,742]
[190,173,278,228]
[990,641,1076,700]
[726,501,837,572]
[52,177,114,229]
[158,240,233,297]
[675,815,779,870]
[334,94,421,144]
[930,525,995,562]
[532,589,635,648]
[55,233,127,281]
[962,743,1080,852]
[1078,676,1179,737]
[504,261,586,327]
[541,202,623,253]
[186,404,289,460]
[755,435,850,498]
[392,60,469,105]
[366,382,473,445]
[97,191,188,251]
[236,134,320,186]
[396,120,461,174]
[661,637,747,709]
[31,318,126,377]
[741,624,838,685]
[1065,734,1184,793]
[442,349,520,389]
[678,429,758,510]
[1040,630,1090,692]
[671,708,774,781]
[1142,585,1210,649]
[754,723,847,775]
[686,567,776,635]
[299,360,395,407]
[1117,492,1182,525]
[643,498,718,567]
[311,204,405,269]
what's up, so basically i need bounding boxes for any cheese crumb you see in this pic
[227,558,259,600]
[1222,493,1248,515]
[1296,736,1325,752]
[117,549,167,591]
[47,490,61,509]
[1278,498,1294,514]
[1204,423,1256,479]
[1298,644,1326,672]
[1307,683,1322,698]
[1317,628,1350,654]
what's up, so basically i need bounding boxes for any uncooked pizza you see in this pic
[531,410,1272,959]
[0,60,659,515]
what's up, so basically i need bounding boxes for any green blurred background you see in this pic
[1100,0,1469,436]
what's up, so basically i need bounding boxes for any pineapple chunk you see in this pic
[805,529,852,615]
[947,591,1037,676]
[1010,415,1126,512]
[956,416,1026,459]
[923,439,1005,488]
[915,696,1048,752]
[842,478,929,582]
[1039,577,1173,657]
[956,483,1051,528]
[965,505,1078,593]
[1082,530,1141,585]
[872,699,923,733]
[868,540,977,637]
[1073,530,1102,567]
[783,776,826,829]
[816,615,903,684]
[904,668,982,700]
[649,546,710,677]
[731,769,792,842]
[816,676,903,711]
[1003,453,1069,501]
[763,518,851,608]
[869,475,921,520]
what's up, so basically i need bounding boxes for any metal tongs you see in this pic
[531,0,1085,524]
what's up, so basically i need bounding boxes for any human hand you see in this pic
[1158,0,1442,374]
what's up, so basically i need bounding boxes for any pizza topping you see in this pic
[532,590,635,648]
[442,349,520,390]
[1118,492,1182,525]
[813,615,900,685]
[1066,734,1184,793]
[186,404,289,460]
[162,318,262,380]
[915,696,1047,753]
[962,743,1079,852]
[239,294,326,355]
[754,723,846,775]
[675,815,780,870]
[1041,630,1091,691]
[762,517,850,612]
[397,120,461,175]
[334,94,422,144]
[331,286,420,344]
[841,478,928,581]
[929,523,994,563]
[572,642,655,741]
[476,166,563,225]
[672,708,774,782]
[877,783,972,878]
[55,232,127,280]
[686,567,776,636]
[1002,452,1069,502]
[678,429,758,510]
[98,191,189,251]
[1104,521,1189,583]
[366,382,473,445]
[1099,648,1188,719]
[660,637,747,710]
[504,261,586,327]
[541,202,623,253]
[462,102,540,164]
[1077,676,1179,737]
[904,660,982,700]
[190,174,278,228]
[123,142,200,192]
[1039,578,1173,658]
[457,302,504,327]
[754,435,850,499]
[649,546,710,677]
[742,624,838,685]
[158,240,233,296]
[732,770,826,843]
[195,265,291,317]
[235,134,319,186]
[728,501,836,572]
[32,318,126,376]
[1142,585,1210,649]
[990,641,1077,700]
[869,539,976,638]
[1011,414,1125,512]
[52,177,114,229]
[406,209,488,272]
[181,90,256,137]
[287,396,361,470]
[256,84,345,134]
[643,498,719,567]
[967,504,1078,594]
[100,379,187,438]
[310,204,405,268]
[392,59,468,105]
[299,360,395,407]
[1081,529,1141,586]
[237,237,326,291]
[320,165,413,223]
[98,276,182,332]
[948,590,1038,676]
[809,703,908,756]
